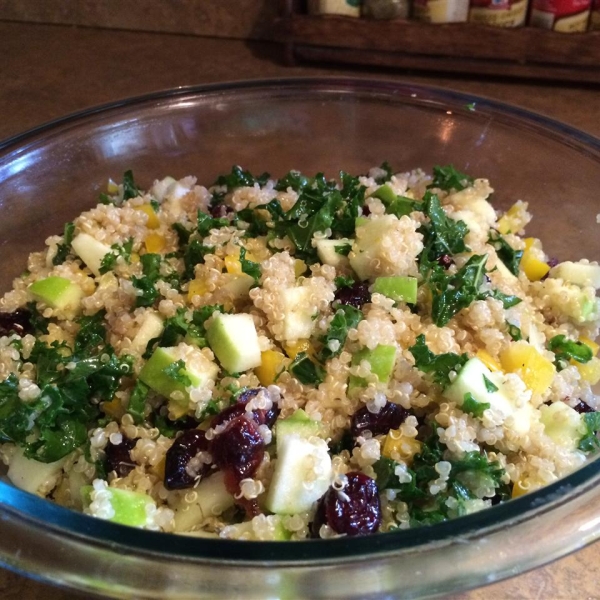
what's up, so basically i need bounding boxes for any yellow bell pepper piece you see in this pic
[144,232,166,253]
[130,253,140,264]
[382,430,422,465]
[511,479,530,498]
[168,401,189,421]
[294,259,307,278]
[520,249,550,282]
[575,356,600,385]
[499,342,555,394]
[284,339,311,360]
[151,457,166,480]
[224,255,243,275]
[102,397,124,419]
[497,202,528,235]
[188,279,209,301]
[255,350,286,386]
[107,178,119,194]
[476,349,502,372]
[135,204,160,229]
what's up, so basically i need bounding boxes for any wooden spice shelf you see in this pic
[274,8,600,83]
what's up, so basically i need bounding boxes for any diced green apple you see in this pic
[172,471,234,533]
[221,515,292,540]
[130,310,164,353]
[206,313,262,373]
[372,276,417,303]
[222,273,254,300]
[349,216,398,281]
[150,176,177,202]
[83,483,155,527]
[265,434,332,515]
[315,238,353,268]
[349,344,397,388]
[371,184,398,204]
[281,287,316,341]
[275,409,322,451]
[139,345,218,404]
[443,357,533,434]
[71,232,111,277]
[7,447,68,496]
[29,276,83,310]
[549,261,600,289]
[540,402,586,450]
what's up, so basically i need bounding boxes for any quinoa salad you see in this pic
[1,163,599,540]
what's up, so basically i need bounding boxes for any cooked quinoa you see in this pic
[1,164,600,539]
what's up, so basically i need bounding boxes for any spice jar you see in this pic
[412,0,470,22]
[529,0,592,31]
[363,0,411,18]
[469,0,529,26]
[308,0,362,16]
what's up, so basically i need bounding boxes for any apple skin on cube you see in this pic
[206,313,262,373]
[29,276,83,310]
[7,447,68,496]
[372,276,417,303]
[139,346,218,404]
[82,484,155,527]
[539,402,586,450]
[549,261,600,289]
[71,232,111,277]
[349,344,397,388]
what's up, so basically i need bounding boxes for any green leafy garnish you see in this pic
[462,392,491,417]
[548,334,593,371]
[409,334,468,387]
[127,380,149,424]
[163,359,192,387]
[239,247,261,285]
[99,238,134,274]
[183,240,214,281]
[507,322,522,341]
[482,375,498,393]
[334,275,355,289]
[578,412,600,453]
[52,222,75,266]
[488,230,523,276]
[428,165,474,192]
[316,305,363,363]
[197,211,229,238]
[275,170,310,192]
[374,161,394,184]
[26,301,50,335]
[289,352,325,386]
[214,165,270,190]
[122,170,141,201]
[131,253,162,307]
[485,289,522,309]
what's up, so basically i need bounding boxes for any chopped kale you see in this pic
[578,412,600,453]
[74,311,106,354]
[462,392,491,417]
[197,211,229,237]
[163,359,192,387]
[316,305,363,363]
[275,170,311,192]
[239,247,261,285]
[334,243,352,256]
[26,301,50,335]
[183,239,214,281]
[52,222,75,266]
[172,222,192,246]
[483,375,498,393]
[131,253,162,307]
[214,165,270,190]
[409,334,469,387]
[127,380,149,424]
[484,289,522,309]
[507,322,523,341]
[99,238,134,274]
[374,161,394,184]
[428,165,474,192]
[122,170,141,201]
[334,275,355,289]
[289,352,325,386]
[488,230,523,276]
[548,334,593,371]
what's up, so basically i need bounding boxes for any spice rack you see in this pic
[275,0,600,83]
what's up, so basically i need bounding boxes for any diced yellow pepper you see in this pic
[294,259,307,278]
[523,237,536,251]
[188,279,209,301]
[130,253,140,264]
[107,178,119,194]
[224,255,243,275]
[497,202,527,235]
[284,339,311,359]
[575,356,600,385]
[102,397,124,419]
[476,349,502,372]
[511,479,530,498]
[168,400,189,421]
[151,457,166,480]
[499,342,555,394]
[255,350,286,386]
[145,232,166,253]
[520,249,550,282]
[580,336,600,356]
[382,430,422,465]
[135,204,160,229]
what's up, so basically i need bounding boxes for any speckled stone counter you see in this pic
[0,20,599,600]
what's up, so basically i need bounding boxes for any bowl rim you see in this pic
[1,76,600,567]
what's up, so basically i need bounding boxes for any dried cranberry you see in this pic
[573,400,595,414]
[105,437,137,478]
[547,257,560,268]
[0,309,34,337]
[164,429,211,490]
[321,472,381,536]
[437,254,453,269]
[361,205,371,217]
[334,281,371,309]
[351,403,408,438]
[211,416,264,484]
[209,204,232,218]
[211,388,278,430]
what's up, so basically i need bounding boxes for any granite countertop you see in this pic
[1,20,599,600]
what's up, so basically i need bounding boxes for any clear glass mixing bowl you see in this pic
[0,78,599,599]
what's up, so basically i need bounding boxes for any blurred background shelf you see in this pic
[275,7,600,82]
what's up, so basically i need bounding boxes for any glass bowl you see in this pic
[1,78,600,599]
